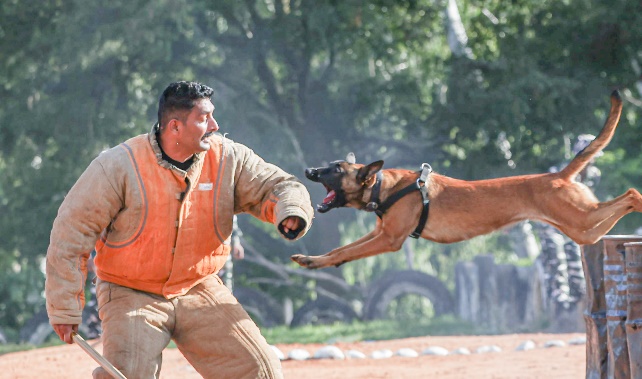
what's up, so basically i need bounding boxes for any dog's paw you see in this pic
[290,254,322,269]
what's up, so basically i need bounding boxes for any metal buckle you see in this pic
[419,163,432,183]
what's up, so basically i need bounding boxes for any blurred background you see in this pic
[1,0,641,345]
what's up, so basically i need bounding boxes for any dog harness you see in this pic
[365,163,432,239]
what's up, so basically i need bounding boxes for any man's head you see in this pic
[158,81,214,128]
[157,81,219,160]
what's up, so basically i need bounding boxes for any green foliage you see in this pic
[262,315,478,345]
[433,0,642,181]
[0,252,44,340]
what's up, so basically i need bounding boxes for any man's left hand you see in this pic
[280,216,304,239]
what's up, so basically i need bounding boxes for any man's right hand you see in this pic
[53,324,79,344]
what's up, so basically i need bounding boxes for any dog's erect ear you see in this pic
[346,152,356,164]
[357,160,384,187]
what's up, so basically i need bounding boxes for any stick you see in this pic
[72,332,127,379]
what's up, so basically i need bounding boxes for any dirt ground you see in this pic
[0,332,587,379]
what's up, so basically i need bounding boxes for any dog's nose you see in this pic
[305,168,318,180]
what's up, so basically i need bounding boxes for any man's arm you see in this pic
[231,143,314,240]
[46,156,123,333]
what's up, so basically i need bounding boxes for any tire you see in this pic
[233,287,284,327]
[290,296,359,327]
[363,270,454,320]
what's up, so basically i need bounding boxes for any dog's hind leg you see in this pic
[558,188,642,244]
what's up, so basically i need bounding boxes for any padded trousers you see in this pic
[92,275,283,379]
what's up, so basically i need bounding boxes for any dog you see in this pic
[291,91,642,269]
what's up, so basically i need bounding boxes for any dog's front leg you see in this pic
[291,227,406,269]
[290,228,379,269]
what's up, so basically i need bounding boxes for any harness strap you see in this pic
[365,163,432,238]
[375,181,420,218]
[409,198,430,239]
[410,163,432,238]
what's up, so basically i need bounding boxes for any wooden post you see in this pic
[625,242,642,379]
[602,235,642,379]
[581,239,608,379]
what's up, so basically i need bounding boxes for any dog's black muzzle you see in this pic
[305,168,320,182]
[304,165,346,213]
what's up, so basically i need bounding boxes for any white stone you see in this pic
[476,345,502,354]
[371,349,394,359]
[313,345,345,360]
[396,348,419,357]
[345,350,367,359]
[422,346,449,356]
[544,340,566,348]
[288,348,311,361]
[515,340,536,351]
[568,337,587,345]
[450,347,471,355]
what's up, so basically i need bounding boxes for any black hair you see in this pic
[157,81,214,128]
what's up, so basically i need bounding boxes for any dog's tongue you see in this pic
[323,190,336,204]
[317,190,335,213]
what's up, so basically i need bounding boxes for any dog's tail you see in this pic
[559,90,623,180]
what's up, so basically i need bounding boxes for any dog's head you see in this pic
[305,153,384,213]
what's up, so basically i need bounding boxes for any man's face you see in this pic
[177,98,219,153]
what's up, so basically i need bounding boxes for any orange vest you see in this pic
[94,135,232,298]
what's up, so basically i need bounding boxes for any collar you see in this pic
[365,171,384,212]
[148,122,206,171]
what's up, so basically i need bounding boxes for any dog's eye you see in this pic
[334,166,342,173]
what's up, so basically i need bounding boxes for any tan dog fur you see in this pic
[291,91,642,269]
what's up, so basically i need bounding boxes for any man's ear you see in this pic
[168,119,180,133]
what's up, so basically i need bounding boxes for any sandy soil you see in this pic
[0,332,587,379]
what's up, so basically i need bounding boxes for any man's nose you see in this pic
[209,116,219,132]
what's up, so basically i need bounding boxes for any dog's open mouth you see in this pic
[318,187,336,213]
[305,166,345,213]
[315,183,344,213]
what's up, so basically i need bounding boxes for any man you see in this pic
[45,81,314,378]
